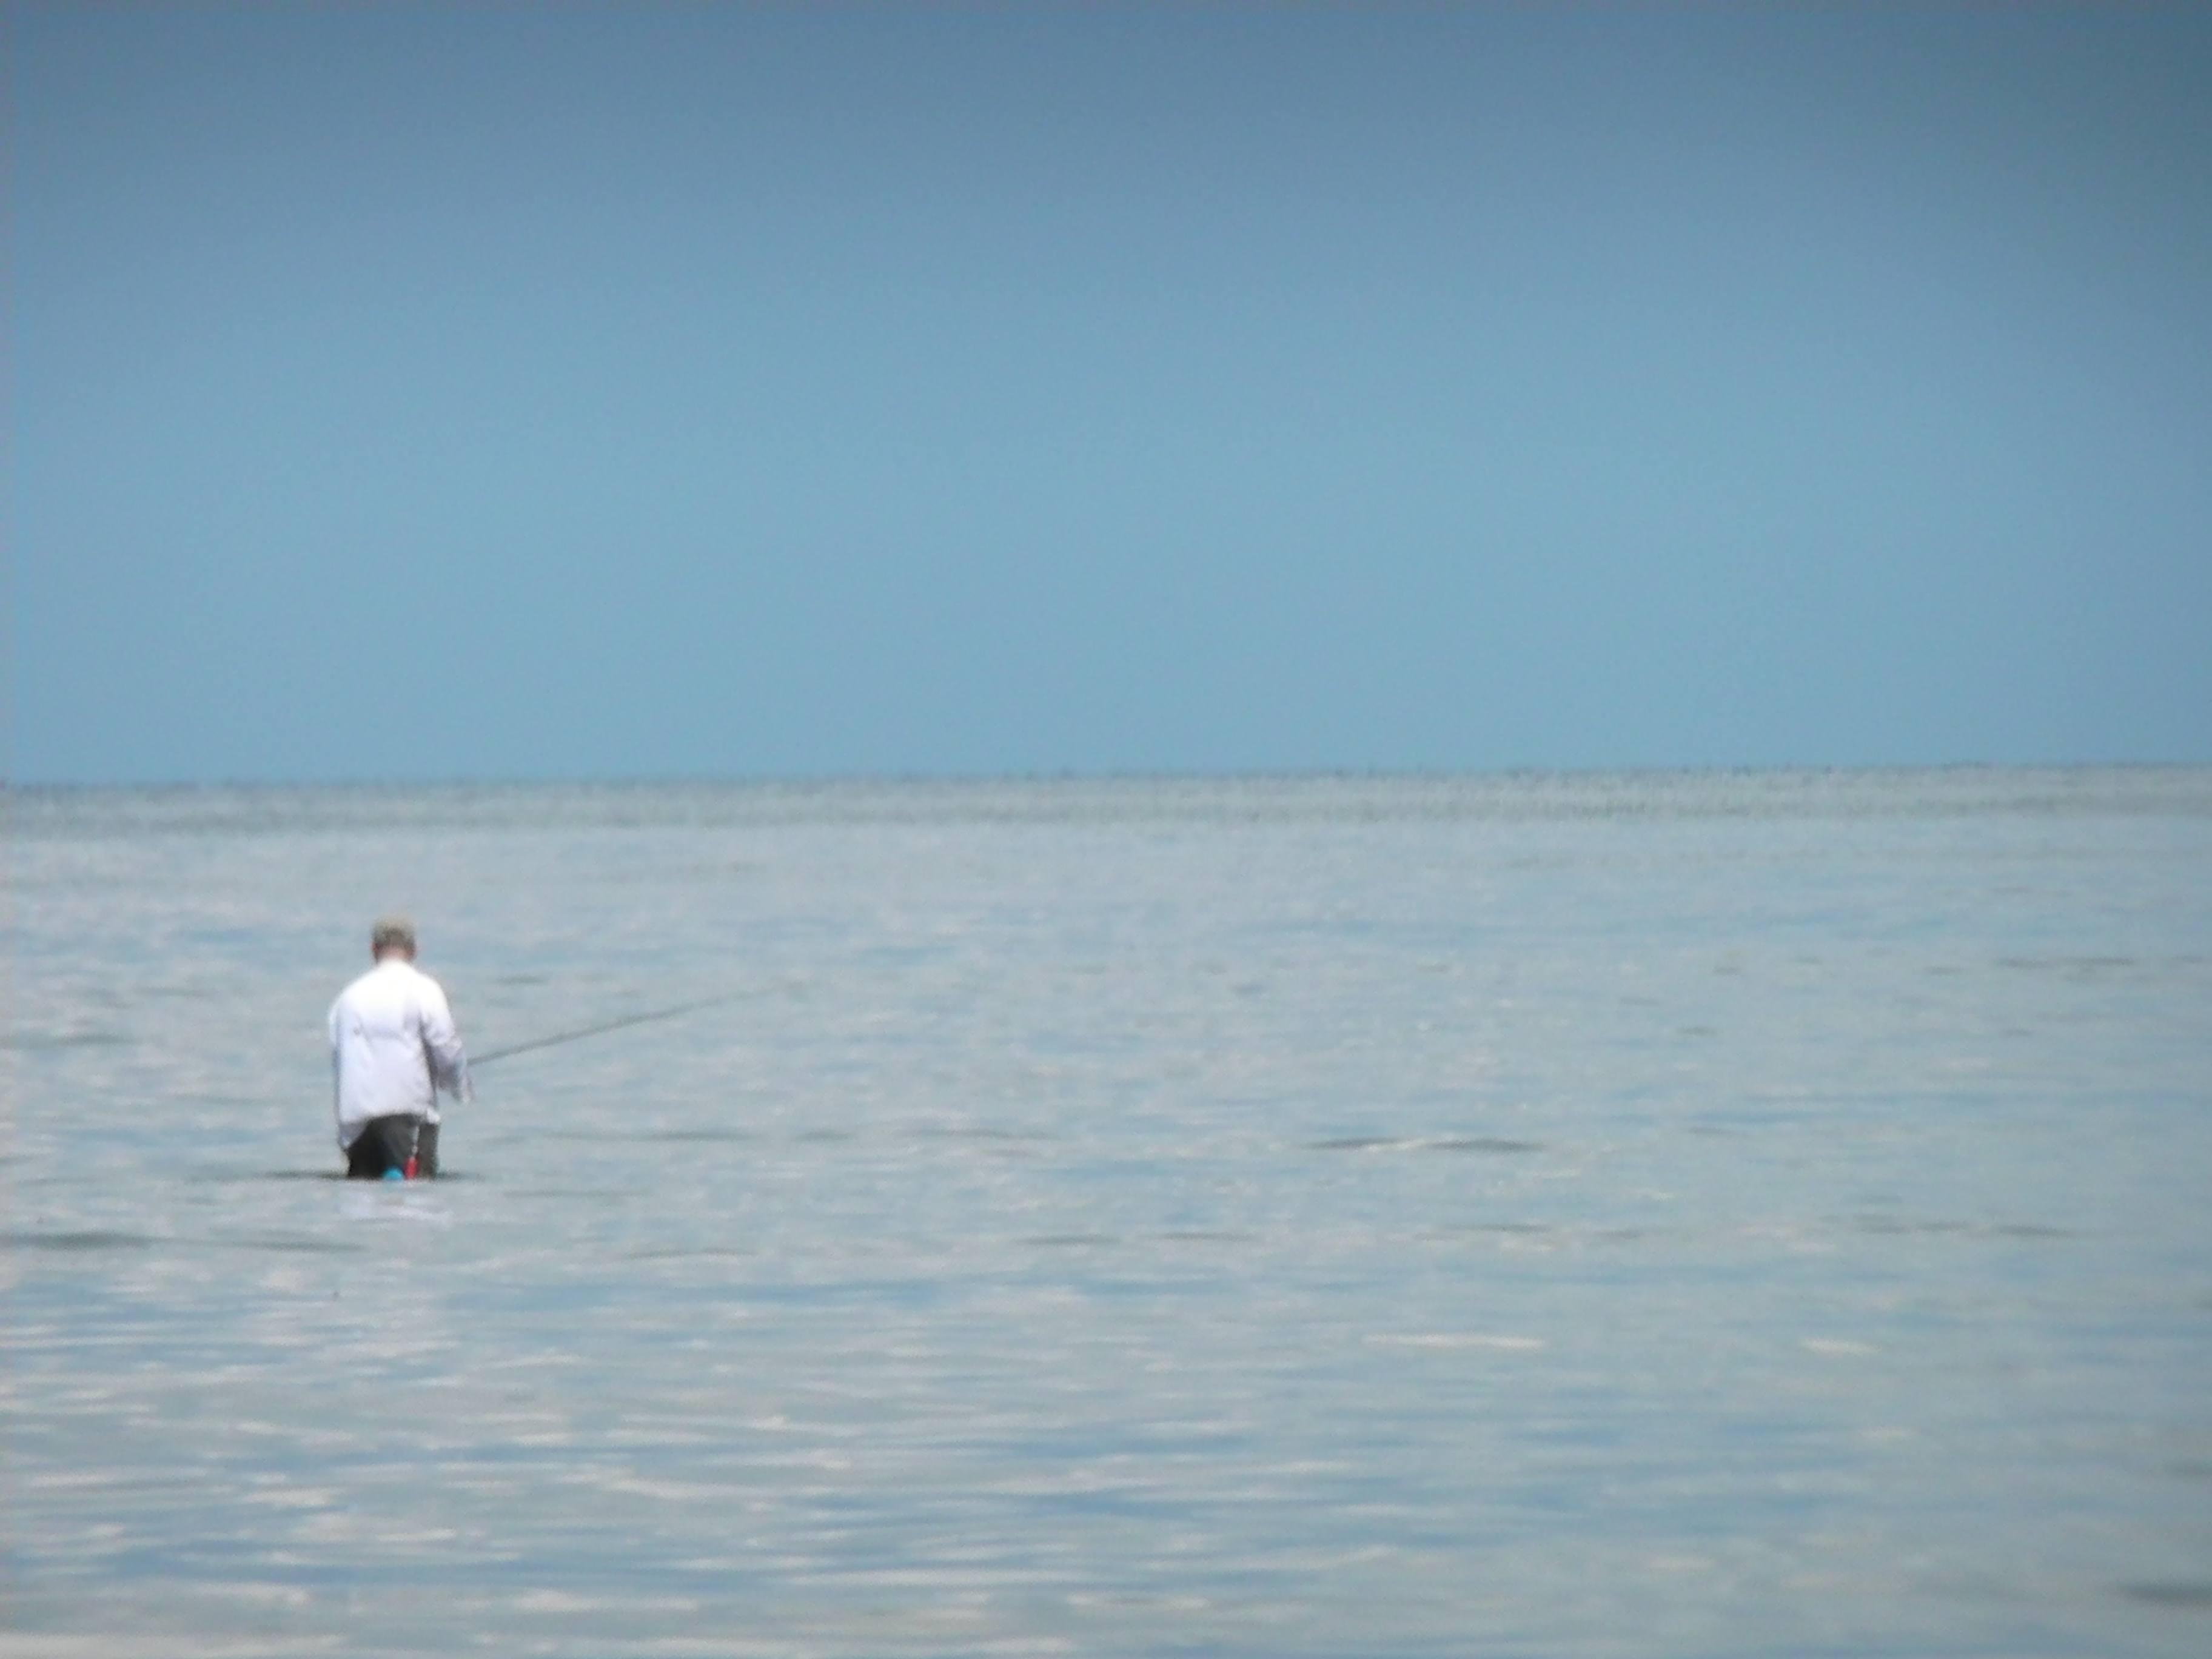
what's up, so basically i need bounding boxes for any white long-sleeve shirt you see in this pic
[328,957,471,1147]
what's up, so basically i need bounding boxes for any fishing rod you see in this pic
[470,995,737,1069]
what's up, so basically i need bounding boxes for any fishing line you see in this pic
[470,995,737,1069]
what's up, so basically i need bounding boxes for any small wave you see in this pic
[1848,1215,2076,1241]
[1311,1135,1543,1155]
[2117,1581,2212,1608]
[1364,1333,1546,1352]
[1,1229,154,1252]
[221,1233,360,1255]
[338,1191,452,1226]
[1,1030,128,1051]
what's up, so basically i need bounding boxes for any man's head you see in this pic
[370,916,417,961]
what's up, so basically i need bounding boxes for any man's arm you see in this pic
[420,984,473,1104]
[328,998,346,1103]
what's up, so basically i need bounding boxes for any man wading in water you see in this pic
[329,916,471,1178]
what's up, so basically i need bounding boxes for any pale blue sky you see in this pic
[13,4,2210,782]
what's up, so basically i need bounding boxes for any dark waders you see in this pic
[344,1116,438,1179]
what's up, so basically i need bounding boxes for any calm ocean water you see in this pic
[6,770,2210,1657]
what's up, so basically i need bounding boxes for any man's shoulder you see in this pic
[335,959,440,1007]
[381,960,454,1014]
[394,960,447,994]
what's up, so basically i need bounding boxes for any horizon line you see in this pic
[10,758,2207,794]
